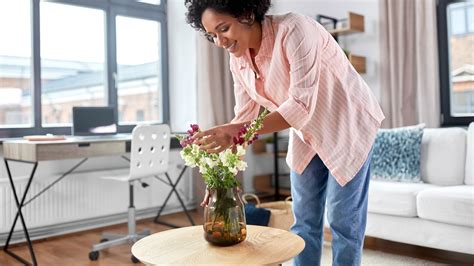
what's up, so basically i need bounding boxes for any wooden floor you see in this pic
[0,211,203,266]
[1,210,473,265]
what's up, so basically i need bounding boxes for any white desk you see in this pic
[2,135,193,265]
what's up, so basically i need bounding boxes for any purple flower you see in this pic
[190,124,199,132]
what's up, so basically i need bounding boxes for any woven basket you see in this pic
[242,193,294,231]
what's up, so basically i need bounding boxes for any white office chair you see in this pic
[89,124,171,263]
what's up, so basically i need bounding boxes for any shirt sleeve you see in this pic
[229,65,260,124]
[276,16,322,131]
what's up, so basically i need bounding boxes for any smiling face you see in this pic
[201,8,261,58]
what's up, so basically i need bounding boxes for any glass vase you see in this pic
[203,187,247,246]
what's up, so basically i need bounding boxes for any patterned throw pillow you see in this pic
[371,124,425,182]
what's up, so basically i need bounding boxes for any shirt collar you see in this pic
[236,15,274,69]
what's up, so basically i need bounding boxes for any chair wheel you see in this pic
[89,251,99,261]
[100,238,108,243]
[131,255,140,263]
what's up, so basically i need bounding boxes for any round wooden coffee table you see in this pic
[131,225,305,265]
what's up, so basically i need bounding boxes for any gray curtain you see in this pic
[196,36,235,129]
[379,0,440,128]
[193,36,237,213]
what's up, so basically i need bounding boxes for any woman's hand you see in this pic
[193,123,244,153]
[200,189,211,207]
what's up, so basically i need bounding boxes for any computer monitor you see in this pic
[72,106,117,136]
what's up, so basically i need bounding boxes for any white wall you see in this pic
[269,0,381,99]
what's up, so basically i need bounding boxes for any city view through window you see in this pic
[0,1,163,129]
[448,2,474,116]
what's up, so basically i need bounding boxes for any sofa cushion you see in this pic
[420,128,466,185]
[368,180,438,217]
[371,124,424,182]
[466,123,474,185]
[417,186,474,227]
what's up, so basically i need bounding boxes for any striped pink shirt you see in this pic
[230,13,385,186]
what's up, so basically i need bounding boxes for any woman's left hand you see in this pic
[192,123,243,153]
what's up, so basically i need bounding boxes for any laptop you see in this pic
[72,106,119,139]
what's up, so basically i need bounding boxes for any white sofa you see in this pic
[366,124,474,255]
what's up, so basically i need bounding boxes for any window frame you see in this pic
[437,0,474,126]
[449,2,474,36]
[0,0,169,138]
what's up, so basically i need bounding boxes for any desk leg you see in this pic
[154,166,195,227]
[3,159,38,266]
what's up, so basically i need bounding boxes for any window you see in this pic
[449,2,474,35]
[0,0,168,137]
[116,16,162,124]
[438,0,474,126]
[0,0,32,128]
[40,2,106,127]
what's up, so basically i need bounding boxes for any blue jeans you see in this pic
[290,151,372,266]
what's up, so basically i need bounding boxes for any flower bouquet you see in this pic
[177,110,268,246]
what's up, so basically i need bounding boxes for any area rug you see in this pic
[282,242,445,265]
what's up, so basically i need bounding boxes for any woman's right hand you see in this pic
[193,123,244,153]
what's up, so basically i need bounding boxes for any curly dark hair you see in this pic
[185,0,271,35]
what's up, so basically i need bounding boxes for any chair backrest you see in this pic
[129,124,171,181]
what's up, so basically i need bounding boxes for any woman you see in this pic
[185,1,384,265]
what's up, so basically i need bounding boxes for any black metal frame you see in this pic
[0,0,170,138]
[3,159,38,266]
[272,132,281,200]
[3,157,88,266]
[153,166,195,228]
[316,14,340,42]
[437,0,474,126]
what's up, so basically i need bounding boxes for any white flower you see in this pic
[204,157,217,168]
[220,148,234,167]
[230,167,238,175]
[236,160,247,171]
[236,145,246,156]
[198,165,207,174]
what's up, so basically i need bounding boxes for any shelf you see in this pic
[254,188,291,199]
[349,54,366,74]
[253,174,291,199]
[317,11,366,74]
[253,152,287,158]
[251,139,287,157]
[251,133,290,200]
[251,139,266,153]
[328,12,365,36]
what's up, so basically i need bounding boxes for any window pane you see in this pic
[468,6,474,33]
[448,3,474,116]
[40,2,106,126]
[0,0,32,128]
[450,8,466,35]
[116,16,162,124]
